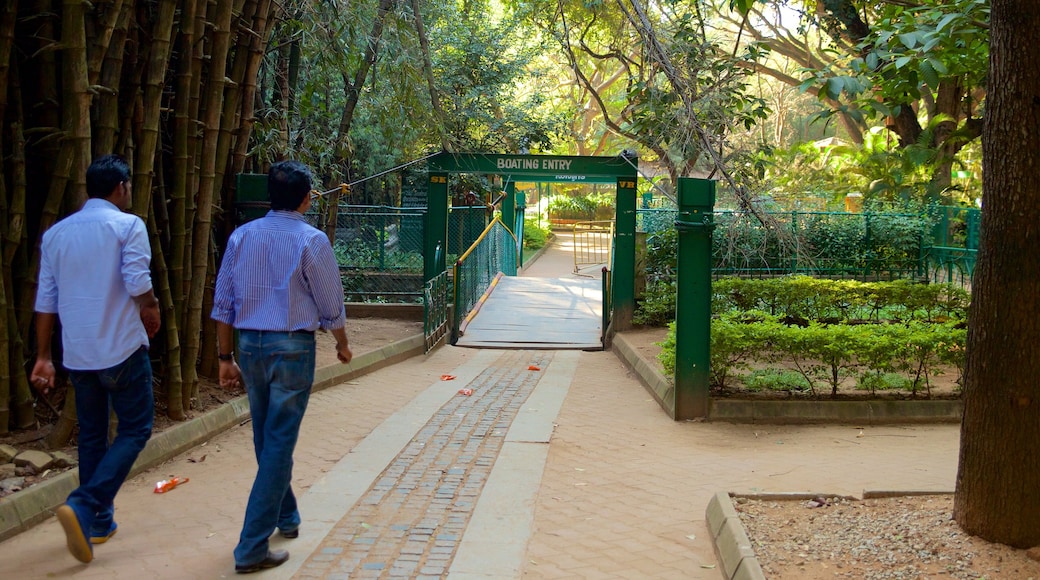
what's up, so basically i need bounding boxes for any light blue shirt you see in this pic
[35,199,153,370]
[211,210,346,332]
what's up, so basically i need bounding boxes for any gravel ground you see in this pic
[735,494,1040,580]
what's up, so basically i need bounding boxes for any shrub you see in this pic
[741,369,813,393]
[523,217,550,250]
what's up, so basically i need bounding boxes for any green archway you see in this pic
[424,152,639,330]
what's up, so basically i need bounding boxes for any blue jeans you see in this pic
[234,330,315,566]
[67,347,154,533]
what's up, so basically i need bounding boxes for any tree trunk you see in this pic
[182,0,234,409]
[334,0,395,154]
[91,3,131,157]
[63,0,92,207]
[130,0,177,217]
[954,0,1040,549]
[43,382,78,449]
[410,0,452,153]
[168,0,206,333]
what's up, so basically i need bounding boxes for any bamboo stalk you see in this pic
[181,0,235,406]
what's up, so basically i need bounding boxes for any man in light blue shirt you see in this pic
[31,154,161,564]
[212,160,352,574]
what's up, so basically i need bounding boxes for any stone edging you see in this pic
[0,333,426,542]
[611,333,962,424]
[706,490,954,580]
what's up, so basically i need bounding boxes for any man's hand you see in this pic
[218,359,244,391]
[141,303,160,338]
[336,341,353,365]
[134,290,161,338]
[30,358,56,394]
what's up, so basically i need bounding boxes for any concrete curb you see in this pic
[707,490,954,580]
[706,492,764,580]
[0,333,426,542]
[612,332,675,416]
[612,332,963,424]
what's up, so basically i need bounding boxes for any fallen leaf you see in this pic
[441,374,456,380]
[457,388,473,396]
[700,564,716,569]
[686,534,697,541]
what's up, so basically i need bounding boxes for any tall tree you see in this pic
[953,0,1040,549]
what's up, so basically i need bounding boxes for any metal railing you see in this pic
[637,208,976,284]
[424,258,451,352]
[451,216,518,343]
[572,220,614,274]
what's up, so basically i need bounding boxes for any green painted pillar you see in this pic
[613,176,637,330]
[502,181,517,237]
[674,178,715,420]
[424,172,449,283]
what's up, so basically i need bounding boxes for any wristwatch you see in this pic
[218,352,234,362]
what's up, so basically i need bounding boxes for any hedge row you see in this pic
[634,275,969,328]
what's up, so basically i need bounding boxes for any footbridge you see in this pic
[454,234,604,350]
[421,152,638,352]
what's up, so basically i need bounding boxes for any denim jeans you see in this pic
[67,346,154,533]
[233,330,316,566]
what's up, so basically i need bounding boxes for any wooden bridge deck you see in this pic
[454,276,603,350]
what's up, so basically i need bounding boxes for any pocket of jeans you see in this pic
[275,349,316,388]
[97,351,142,392]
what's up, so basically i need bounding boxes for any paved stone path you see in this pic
[292,350,554,579]
[0,231,962,578]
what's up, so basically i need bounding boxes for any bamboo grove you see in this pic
[0,0,289,442]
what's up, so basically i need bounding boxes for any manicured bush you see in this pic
[653,277,969,399]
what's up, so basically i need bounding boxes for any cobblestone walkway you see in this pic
[296,350,553,579]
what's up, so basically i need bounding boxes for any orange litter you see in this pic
[528,365,541,371]
[440,374,456,381]
[457,388,473,396]
[154,476,189,494]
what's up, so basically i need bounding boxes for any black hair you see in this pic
[86,154,131,199]
[268,160,313,211]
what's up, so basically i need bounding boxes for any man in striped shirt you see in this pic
[211,160,352,574]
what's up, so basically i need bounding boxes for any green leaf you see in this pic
[866,52,880,70]
[895,56,913,69]
[928,57,949,75]
[728,0,757,15]
[826,77,843,99]
[898,32,919,49]
[920,60,940,88]
[935,13,959,33]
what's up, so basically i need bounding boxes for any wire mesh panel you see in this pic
[447,206,491,263]
[636,208,953,282]
[318,205,427,303]
[452,218,518,342]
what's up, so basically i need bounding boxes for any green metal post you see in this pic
[612,176,638,330]
[234,173,269,225]
[424,172,449,283]
[502,181,517,237]
[674,178,715,420]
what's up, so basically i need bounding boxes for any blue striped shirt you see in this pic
[211,210,346,332]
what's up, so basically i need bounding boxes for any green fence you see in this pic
[452,216,518,343]
[319,205,426,302]
[637,207,977,285]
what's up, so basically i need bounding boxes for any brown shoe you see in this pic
[235,549,289,574]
